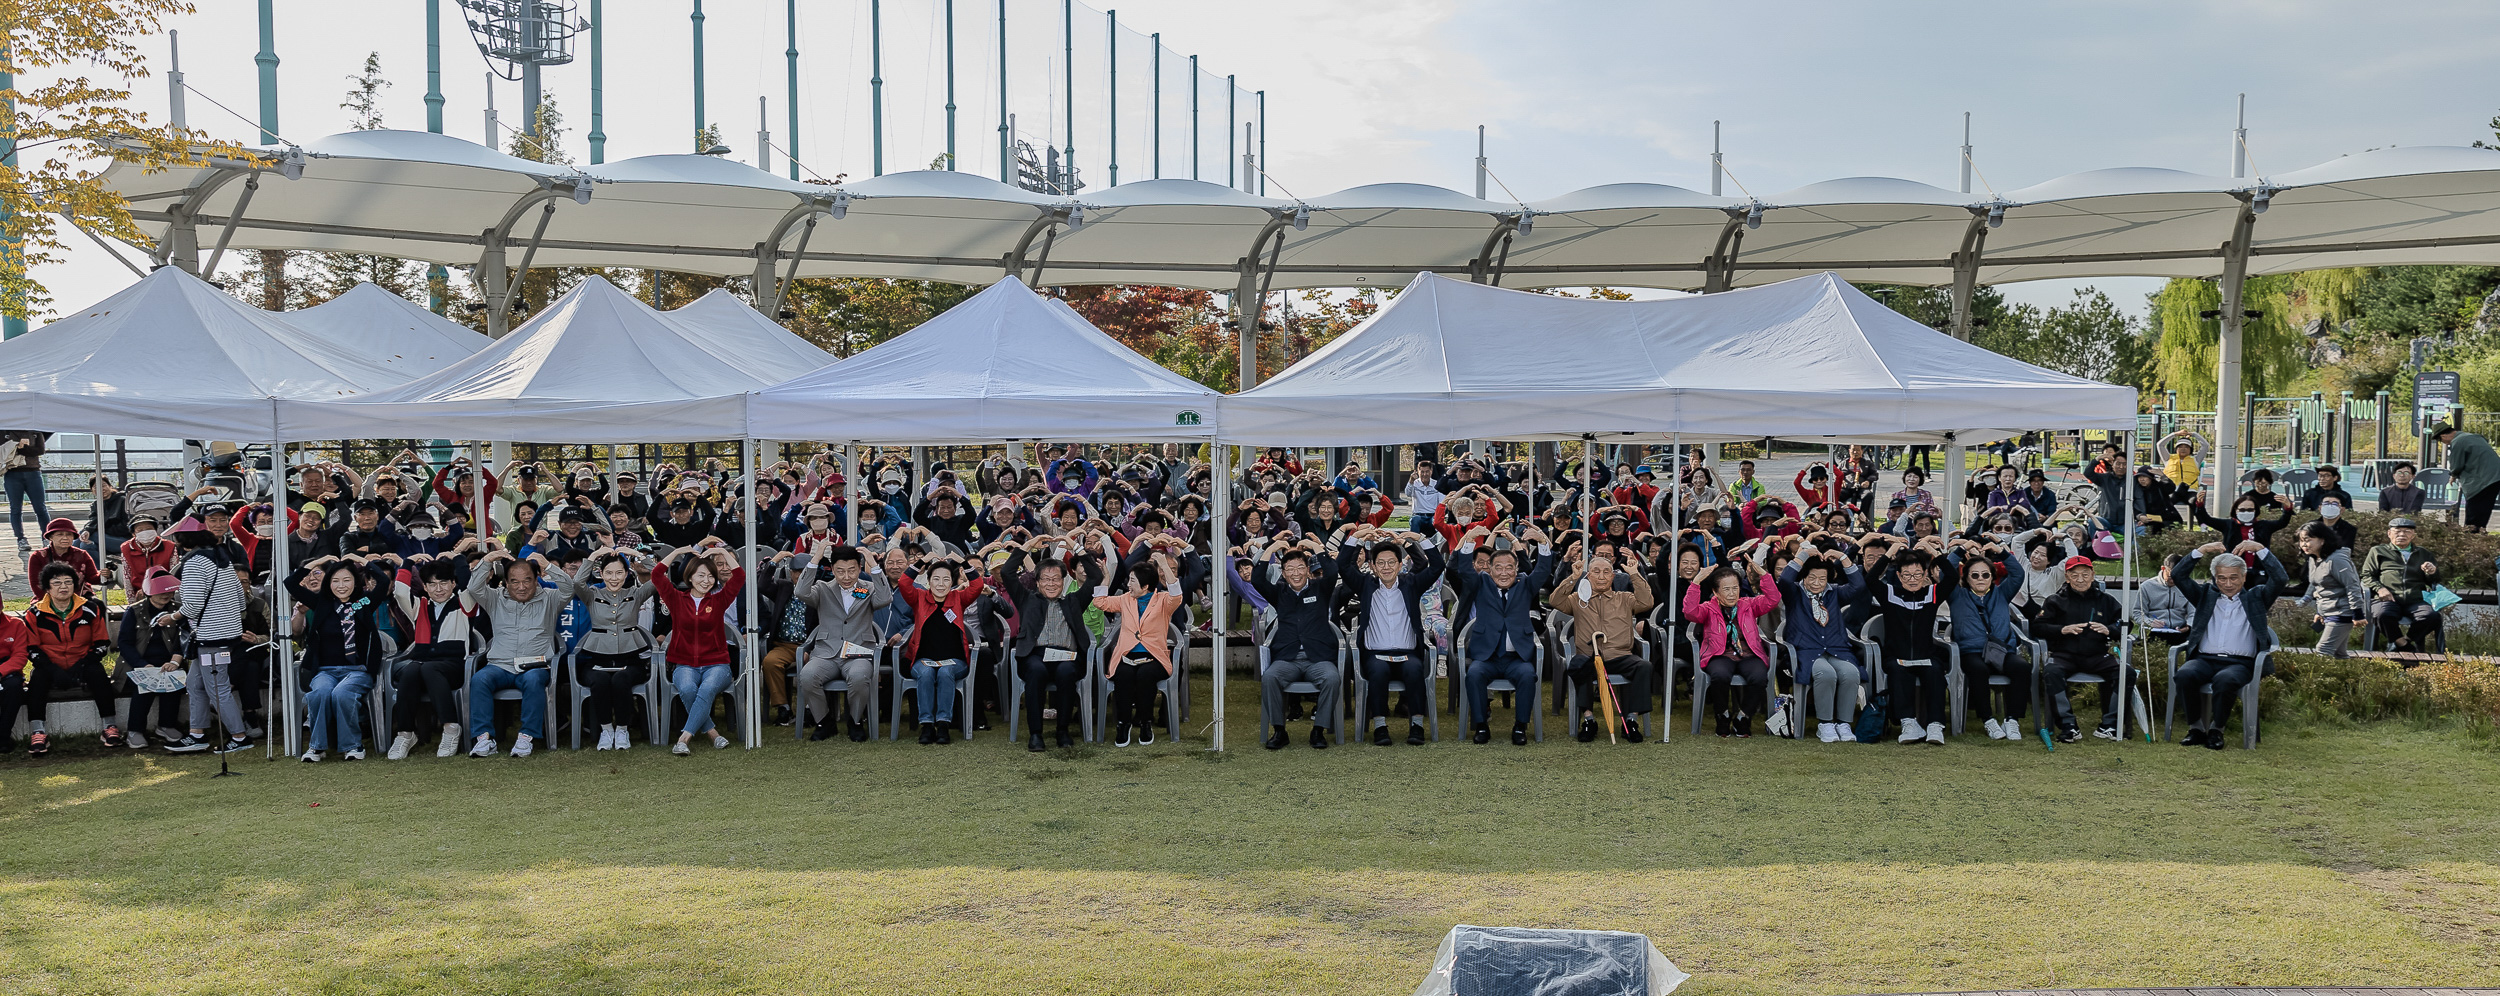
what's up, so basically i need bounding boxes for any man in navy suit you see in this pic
[1448,523,1556,745]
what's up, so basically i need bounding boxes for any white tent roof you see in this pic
[743,278,1220,443]
[284,281,492,375]
[666,288,812,344]
[1220,271,2138,446]
[275,276,831,443]
[103,132,2500,291]
[0,267,418,439]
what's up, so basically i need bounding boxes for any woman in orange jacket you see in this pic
[20,563,118,755]
[1090,533,1186,747]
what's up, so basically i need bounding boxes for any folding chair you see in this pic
[565,649,664,749]
[1254,607,1327,734]
[791,642,887,742]
[1687,611,1782,737]
[1941,620,2036,737]
[1452,619,1543,740]
[2163,626,2278,750]
[1341,620,1433,741]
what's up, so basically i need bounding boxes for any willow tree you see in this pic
[2150,275,2309,409]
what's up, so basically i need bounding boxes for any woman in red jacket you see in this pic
[0,608,32,755]
[655,544,745,755]
[894,555,991,744]
[21,564,119,754]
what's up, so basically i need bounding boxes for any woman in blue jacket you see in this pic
[1944,536,2029,741]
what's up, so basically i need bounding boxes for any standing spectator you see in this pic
[2433,422,2500,530]
[2294,520,2365,659]
[2,430,51,551]
[2361,517,2444,653]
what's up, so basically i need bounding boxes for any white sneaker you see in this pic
[1836,723,1858,743]
[1924,722,1947,745]
[613,730,630,752]
[2002,719,2021,742]
[1898,719,1924,743]
[438,724,462,758]
[299,749,323,763]
[387,731,417,760]
[1983,718,2006,740]
[1816,722,1838,743]
[510,734,535,758]
[711,733,731,750]
[2092,725,2121,741]
[469,735,498,758]
[593,727,613,751]
[671,740,691,756]
[341,747,366,761]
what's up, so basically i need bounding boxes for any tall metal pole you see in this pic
[1710,120,1722,196]
[588,0,606,162]
[254,0,280,144]
[425,0,445,134]
[2212,201,2258,517]
[870,0,885,176]
[784,0,798,178]
[1226,74,1236,189]
[1959,111,1972,194]
[2232,93,2248,179]
[1106,9,1117,187]
[521,57,542,143]
[997,0,1010,183]
[756,96,770,170]
[1256,90,1266,195]
[1474,125,1486,198]
[691,0,707,151]
[1150,34,1160,179]
[1061,0,1075,186]
[1188,54,1199,181]
[943,0,956,170]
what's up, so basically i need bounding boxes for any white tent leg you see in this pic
[1210,444,1229,751]
[742,436,760,749]
[1942,435,1964,535]
[270,428,297,759]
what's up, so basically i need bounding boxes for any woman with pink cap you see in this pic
[115,570,192,749]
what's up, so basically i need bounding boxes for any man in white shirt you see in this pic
[2170,540,2287,749]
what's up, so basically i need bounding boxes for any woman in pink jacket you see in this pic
[1681,557,1782,738]
[1091,537,1185,747]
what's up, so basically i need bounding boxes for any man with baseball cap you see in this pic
[2361,516,2445,652]
[2431,421,2500,530]
[2029,554,2126,742]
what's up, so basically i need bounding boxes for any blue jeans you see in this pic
[4,468,47,543]
[1464,654,1538,727]
[909,658,968,723]
[467,665,551,741]
[672,663,734,736]
[306,666,374,753]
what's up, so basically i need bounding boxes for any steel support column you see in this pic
[1947,212,1991,341]
[2209,199,2259,516]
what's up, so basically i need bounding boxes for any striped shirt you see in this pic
[177,550,247,642]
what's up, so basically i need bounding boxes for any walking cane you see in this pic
[1591,632,1623,744]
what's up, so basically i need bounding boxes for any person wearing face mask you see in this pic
[1776,547,1867,743]
[654,544,746,755]
[1944,536,2031,741]
[2192,494,2286,549]
[2313,498,2358,551]
[384,557,476,759]
[2233,467,2297,518]
[118,512,180,601]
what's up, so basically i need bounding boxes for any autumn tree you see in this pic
[5,0,258,322]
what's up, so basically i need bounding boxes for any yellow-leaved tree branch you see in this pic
[6,0,260,322]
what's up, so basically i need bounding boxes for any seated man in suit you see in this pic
[1337,525,1446,746]
[1249,535,1340,750]
[2170,540,2289,749]
[1001,535,1102,751]
[1449,524,1556,745]
[792,544,894,742]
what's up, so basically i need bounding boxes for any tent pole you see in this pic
[1209,443,1229,751]
[2210,199,2258,517]
[843,443,859,546]
[270,423,297,759]
[1665,431,1678,745]
[1579,434,1593,572]
[1941,433,1963,535]
[742,436,760,748]
[2121,426,2135,741]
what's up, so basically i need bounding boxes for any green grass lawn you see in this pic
[5,680,2499,996]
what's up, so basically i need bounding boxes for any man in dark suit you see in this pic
[1251,535,1340,750]
[1448,523,1556,745]
[1002,536,1103,751]
[1337,526,1446,746]
[2169,539,2289,749]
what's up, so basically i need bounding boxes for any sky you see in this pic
[27,0,2500,322]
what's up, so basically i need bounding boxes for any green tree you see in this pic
[5,0,259,321]
[780,277,977,356]
[298,52,421,305]
[2149,275,2308,408]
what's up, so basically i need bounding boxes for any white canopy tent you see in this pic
[742,277,1221,443]
[274,275,830,444]
[1220,271,2138,446]
[667,287,811,344]
[284,280,493,370]
[0,266,420,439]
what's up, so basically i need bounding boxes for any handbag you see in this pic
[2424,584,2461,612]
